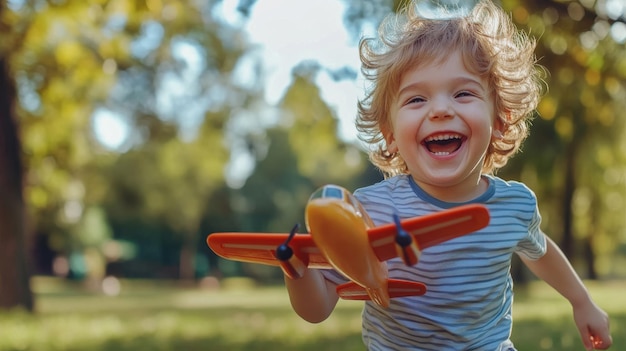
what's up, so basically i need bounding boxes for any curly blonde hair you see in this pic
[356,0,544,177]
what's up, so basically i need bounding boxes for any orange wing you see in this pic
[368,204,490,262]
[207,204,489,269]
[207,233,332,269]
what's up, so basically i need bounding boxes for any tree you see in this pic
[92,2,259,279]
[104,111,230,280]
[1,0,262,291]
[0,53,33,311]
[0,1,33,311]
[281,63,366,188]
[238,64,367,233]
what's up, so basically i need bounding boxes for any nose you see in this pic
[429,95,452,120]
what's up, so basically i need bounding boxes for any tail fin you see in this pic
[336,279,426,307]
[386,279,427,297]
[336,282,390,307]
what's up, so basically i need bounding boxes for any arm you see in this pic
[519,235,612,350]
[284,269,339,323]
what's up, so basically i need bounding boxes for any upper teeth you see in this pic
[425,134,462,142]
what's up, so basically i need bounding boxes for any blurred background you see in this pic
[0,0,625,350]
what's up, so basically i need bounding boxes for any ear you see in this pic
[492,116,506,140]
[385,133,398,154]
[382,117,398,154]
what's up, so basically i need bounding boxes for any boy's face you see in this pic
[385,51,500,200]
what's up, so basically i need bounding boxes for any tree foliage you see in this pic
[237,64,368,234]
[0,0,258,303]
[499,0,626,277]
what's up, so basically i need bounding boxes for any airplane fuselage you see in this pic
[305,185,391,306]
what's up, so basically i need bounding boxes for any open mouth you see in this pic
[422,133,465,156]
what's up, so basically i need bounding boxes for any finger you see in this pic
[590,333,613,350]
[590,335,600,350]
[590,332,613,350]
[589,320,613,350]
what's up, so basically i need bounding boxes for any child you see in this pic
[284,0,612,350]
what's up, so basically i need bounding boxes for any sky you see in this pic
[223,0,368,142]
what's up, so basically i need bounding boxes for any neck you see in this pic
[413,175,489,204]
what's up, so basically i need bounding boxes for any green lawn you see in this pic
[0,277,623,351]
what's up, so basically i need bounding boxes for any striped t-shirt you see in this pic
[322,175,547,351]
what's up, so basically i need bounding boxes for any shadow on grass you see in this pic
[87,334,365,351]
[1,300,365,351]
[1,308,365,351]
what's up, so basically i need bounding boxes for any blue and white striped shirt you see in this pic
[323,175,546,351]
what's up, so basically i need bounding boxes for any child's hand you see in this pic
[572,299,612,350]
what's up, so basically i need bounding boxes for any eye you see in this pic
[406,96,426,105]
[455,90,475,98]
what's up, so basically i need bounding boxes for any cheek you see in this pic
[396,124,414,145]
[394,110,415,129]
[390,124,421,157]
[477,121,497,150]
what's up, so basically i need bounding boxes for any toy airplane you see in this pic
[207,184,489,308]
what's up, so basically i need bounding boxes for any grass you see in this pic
[0,277,623,351]
[511,280,625,350]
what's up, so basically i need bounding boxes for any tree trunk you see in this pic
[560,142,576,260]
[179,232,197,281]
[583,235,597,279]
[0,56,34,311]
[584,194,599,279]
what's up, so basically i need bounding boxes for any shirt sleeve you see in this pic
[515,199,547,260]
[320,268,347,285]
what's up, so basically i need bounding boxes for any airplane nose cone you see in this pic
[305,198,366,250]
[305,184,373,234]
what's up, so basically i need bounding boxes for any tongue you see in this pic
[426,139,462,154]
